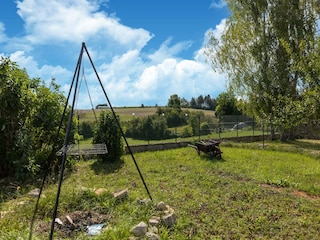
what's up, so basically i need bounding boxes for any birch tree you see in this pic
[205,0,320,140]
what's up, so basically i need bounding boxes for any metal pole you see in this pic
[262,123,265,149]
[147,115,150,145]
[83,43,153,201]
[198,114,200,141]
[49,45,84,240]
[253,118,255,136]
[175,125,177,143]
[218,117,221,139]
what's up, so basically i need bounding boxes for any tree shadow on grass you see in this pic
[90,158,125,175]
[288,139,320,150]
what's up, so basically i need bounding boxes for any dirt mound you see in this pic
[37,210,108,238]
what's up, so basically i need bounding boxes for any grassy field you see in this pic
[76,107,215,122]
[2,140,320,239]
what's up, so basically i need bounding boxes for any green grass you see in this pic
[77,107,263,145]
[2,141,320,239]
[80,128,265,145]
[76,107,215,122]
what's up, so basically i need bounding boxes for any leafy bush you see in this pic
[0,58,67,180]
[180,125,193,137]
[125,115,173,140]
[200,122,211,135]
[79,121,94,139]
[92,111,124,162]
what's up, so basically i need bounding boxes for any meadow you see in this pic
[1,140,320,239]
[76,107,216,122]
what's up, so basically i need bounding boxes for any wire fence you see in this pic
[125,115,274,145]
[201,118,269,140]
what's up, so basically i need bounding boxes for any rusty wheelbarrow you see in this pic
[189,139,222,159]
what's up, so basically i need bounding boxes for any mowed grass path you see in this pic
[2,143,320,239]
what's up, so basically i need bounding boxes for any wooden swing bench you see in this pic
[56,143,108,156]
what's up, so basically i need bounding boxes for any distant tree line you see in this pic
[175,94,217,110]
[124,108,211,141]
[84,92,243,142]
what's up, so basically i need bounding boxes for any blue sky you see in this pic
[0,0,229,108]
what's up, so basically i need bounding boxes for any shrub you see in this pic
[180,126,193,138]
[79,121,94,139]
[200,122,211,135]
[92,111,124,162]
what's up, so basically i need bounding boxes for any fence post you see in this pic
[253,118,255,136]
[262,123,265,149]
[236,115,239,138]
[198,114,201,141]
[147,115,150,145]
[219,117,221,139]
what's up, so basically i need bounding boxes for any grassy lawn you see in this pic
[2,141,320,239]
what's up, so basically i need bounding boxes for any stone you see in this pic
[162,212,177,227]
[164,206,175,214]
[146,232,160,240]
[156,201,167,211]
[94,188,107,196]
[113,189,129,201]
[130,221,148,237]
[137,198,152,205]
[55,218,63,225]
[149,216,160,227]
[66,215,75,226]
[148,226,159,234]
[27,188,40,198]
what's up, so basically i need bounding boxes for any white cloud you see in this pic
[133,57,226,106]
[1,0,228,108]
[9,50,71,88]
[148,38,193,63]
[210,18,227,39]
[0,22,7,43]
[210,0,227,9]
[16,0,153,51]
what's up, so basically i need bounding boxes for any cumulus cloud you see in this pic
[9,50,71,90]
[0,22,7,43]
[133,57,225,106]
[16,0,153,51]
[1,0,228,108]
[210,0,227,9]
[194,18,227,66]
[148,38,193,63]
[208,18,227,40]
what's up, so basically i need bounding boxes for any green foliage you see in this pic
[165,93,217,110]
[215,92,242,118]
[93,110,124,162]
[0,58,66,180]
[200,122,211,135]
[126,115,172,140]
[167,94,181,110]
[188,111,205,135]
[180,125,193,138]
[125,106,197,140]
[206,0,320,140]
[79,121,94,139]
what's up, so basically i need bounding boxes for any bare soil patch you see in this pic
[36,210,108,238]
[261,184,320,201]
